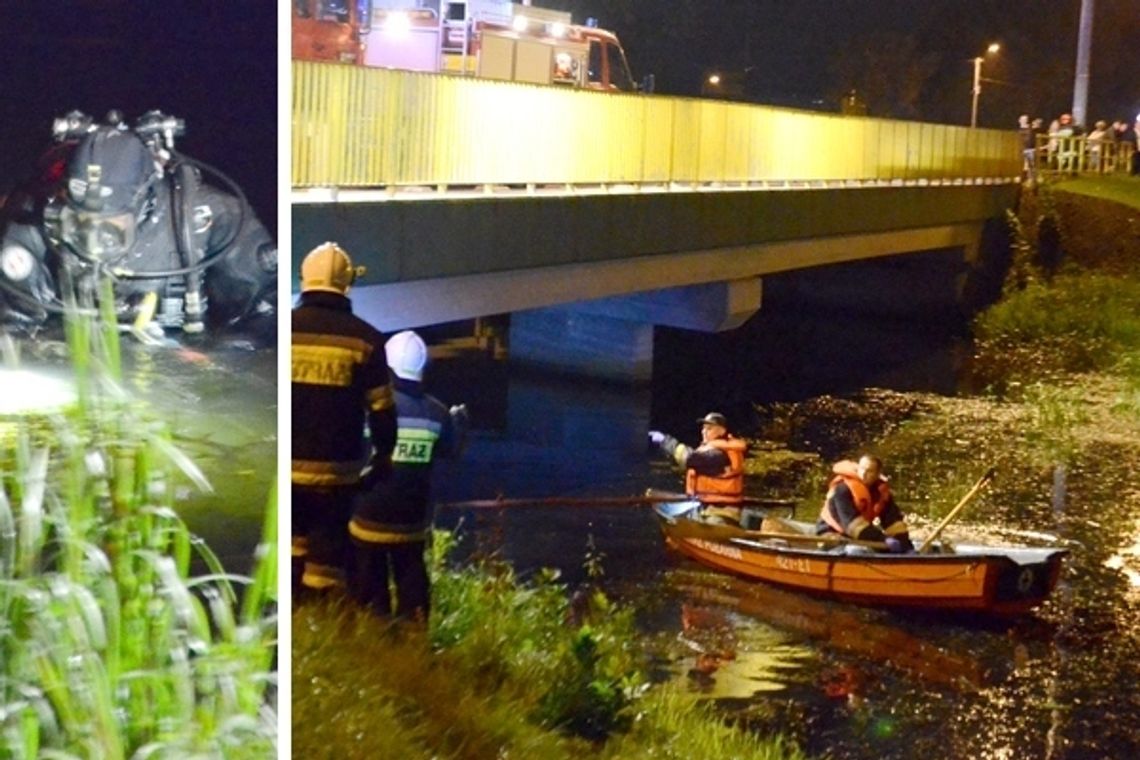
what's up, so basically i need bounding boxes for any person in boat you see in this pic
[349,329,468,622]
[817,455,914,553]
[649,412,747,523]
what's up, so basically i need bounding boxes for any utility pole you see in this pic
[969,43,999,128]
[971,57,983,128]
[1072,0,1094,128]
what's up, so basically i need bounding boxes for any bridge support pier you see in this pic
[510,279,763,383]
[510,308,655,384]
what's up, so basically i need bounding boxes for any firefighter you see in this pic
[349,330,467,621]
[817,454,913,553]
[291,242,397,595]
[649,412,747,523]
[0,110,276,336]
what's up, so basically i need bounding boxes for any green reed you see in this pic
[1,278,276,758]
[293,530,804,759]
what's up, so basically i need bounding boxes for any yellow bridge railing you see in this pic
[1030,134,1136,178]
[293,61,1021,189]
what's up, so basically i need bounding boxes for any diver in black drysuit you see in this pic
[0,110,276,342]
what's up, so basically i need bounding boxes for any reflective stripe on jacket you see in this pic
[291,291,395,486]
[351,379,456,546]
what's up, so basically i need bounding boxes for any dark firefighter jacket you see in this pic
[350,376,459,545]
[817,460,910,542]
[291,290,396,487]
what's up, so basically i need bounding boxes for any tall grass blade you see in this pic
[0,484,15,579]
[148,435,213,494]
[16,448,49,578]
[241,482,277,625]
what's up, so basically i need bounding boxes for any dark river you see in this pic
[124,337,278,577]
[15,333,277,578]
[423,252,1140,760]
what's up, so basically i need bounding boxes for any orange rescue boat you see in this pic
[655,501,1068,616]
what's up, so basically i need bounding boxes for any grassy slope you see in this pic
[292,588,807,760]
[1053,175,1140,210]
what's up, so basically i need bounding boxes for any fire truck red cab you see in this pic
[293,2,641,92]
[292,0,370,65]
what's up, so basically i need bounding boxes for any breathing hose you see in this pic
[107,149,250,280]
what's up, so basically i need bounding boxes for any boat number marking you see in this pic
[691,539,743,560]
[776,555,811,573]
[1017,568,1035,594]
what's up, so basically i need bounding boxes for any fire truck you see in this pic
[292,0,369,64]
[292,0,642,92]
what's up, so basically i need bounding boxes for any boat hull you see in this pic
[656,504,1067,616]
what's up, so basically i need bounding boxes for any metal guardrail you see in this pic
[1030,134,1136,178]
[292,61,1021,190]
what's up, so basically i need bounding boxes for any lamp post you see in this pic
[702,72,722,98]
[970,42,1000,128]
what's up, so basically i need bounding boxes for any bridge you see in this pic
[292,62,1022,381]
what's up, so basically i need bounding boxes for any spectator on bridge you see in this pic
[816,454,913,553]
[1087,121,1110,172]
[291,242,397,598]
[349,330,468,622]
[1018,115,1044,183]
[649,412,747,524]
[1048,113,1080,173]
[1133,116,1140,176]
[1112,119,1129,143]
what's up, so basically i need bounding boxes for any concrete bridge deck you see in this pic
[291,63,1022,379]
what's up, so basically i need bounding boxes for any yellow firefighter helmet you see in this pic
[300,242,363,294]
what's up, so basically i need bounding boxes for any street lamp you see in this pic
[970,42,1001,128]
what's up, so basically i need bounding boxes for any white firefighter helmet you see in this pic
[385,330,428,382]
[300,242,357,294]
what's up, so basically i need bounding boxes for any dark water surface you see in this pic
[127,340,277,577]
[17,336,276,577]
[423,258,1139,760]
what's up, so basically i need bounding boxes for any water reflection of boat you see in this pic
[655,502,1068,616]
[671,571,985,690]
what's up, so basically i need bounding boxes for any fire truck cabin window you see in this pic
[607,42,634,91]
[587,40,603,85]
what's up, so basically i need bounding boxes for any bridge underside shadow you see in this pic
[293,184,1018,382]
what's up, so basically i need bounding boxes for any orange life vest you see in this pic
[819,460,892,534]
[685,436,746,504]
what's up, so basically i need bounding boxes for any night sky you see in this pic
[565,0,1140,127]
[0,1,278,233]
[2,0,1134,235]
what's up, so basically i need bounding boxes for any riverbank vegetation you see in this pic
[747,178,1140,524]
[292,532,806,759]
[974,179,1140,391]
[0,285,277,758]
[292,179,1140,758]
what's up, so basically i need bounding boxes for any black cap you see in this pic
[697,412,728,428]
[66,128,155,213]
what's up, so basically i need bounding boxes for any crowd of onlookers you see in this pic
[1018,112,1140,181]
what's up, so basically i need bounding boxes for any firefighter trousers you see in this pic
[350,540,430,622]
[292,484,355,594]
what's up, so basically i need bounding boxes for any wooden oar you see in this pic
[666,517,889,551]
[436,494,799,510]
[917,467,997,554]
